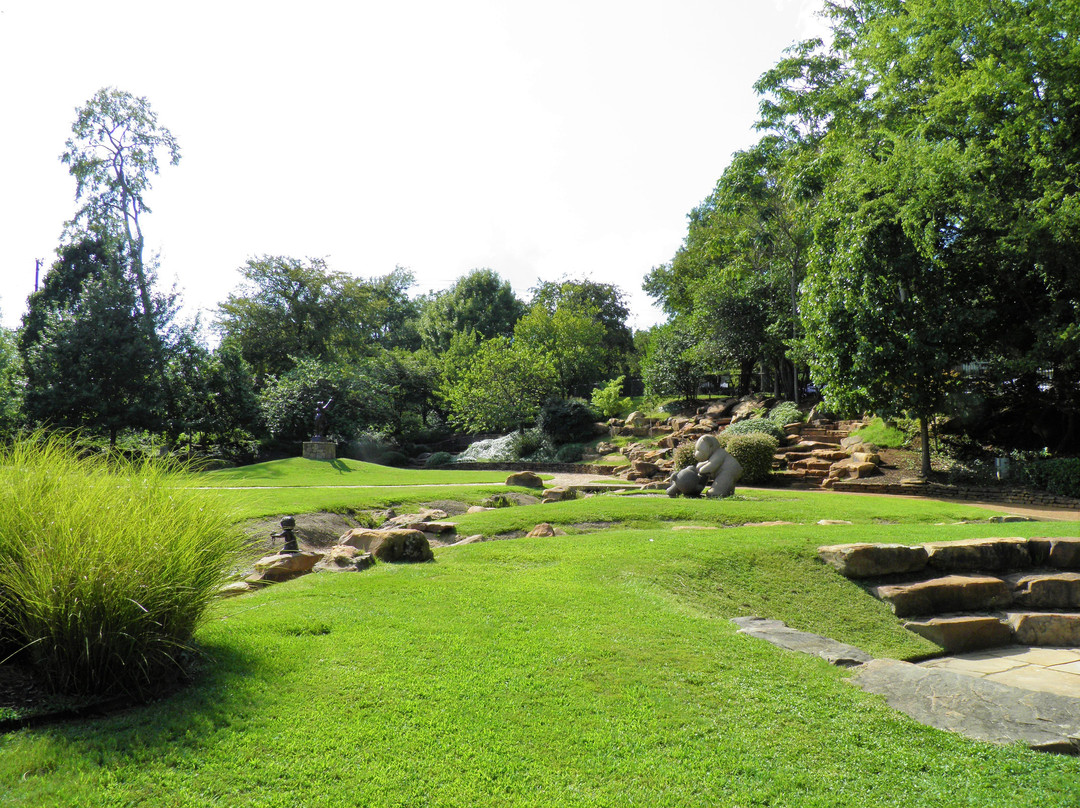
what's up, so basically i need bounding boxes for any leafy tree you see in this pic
[439,337,557,432]
[0,325,24,438]
[215,257,418,380]
[258,358,394,443]
[418,268,525,352]
[640,322,712,402]
[61,88,180,363]
[513,304,607,397]
[753,0,1080,459]
[22,272,161,445]
[591,376,633,418]
[530,277,634,373]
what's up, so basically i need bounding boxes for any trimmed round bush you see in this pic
[555,443,585,463]
[537,398,599,445]
[377,451,409,467]
[724,417,785,442]
[673,442,696,470]
[509,428,549,459]
[718,432,779,484]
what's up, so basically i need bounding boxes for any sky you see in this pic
[0,0,829,335]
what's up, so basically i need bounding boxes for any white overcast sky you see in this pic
[0,0,828,334]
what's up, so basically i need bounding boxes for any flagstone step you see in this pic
[873,575,1013,617]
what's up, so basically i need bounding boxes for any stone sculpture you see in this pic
[312,398,334,441]
[695,434,743,498]
[667,465,707,498]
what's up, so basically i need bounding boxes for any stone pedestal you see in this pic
[303,441,336,460]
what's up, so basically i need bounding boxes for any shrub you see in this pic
[767,400,802,428]
[424,451,454,468]
[481,494,516,508]
[723,417,785,442]
[1016,457,1080,499]
[718,432,779,484]
[509,428,550,459]
[555,443,585,463]
[376,451,409,467]
[0,433,243,697]
[590,377,633,419]
[536,398,599,445]
[673,442,697,470]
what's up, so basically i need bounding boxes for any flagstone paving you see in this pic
[919,645,1080,699]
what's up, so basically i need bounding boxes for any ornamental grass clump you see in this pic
[0,433,243,698]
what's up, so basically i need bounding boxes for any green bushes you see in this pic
[1016,457,1080,499]
[724,417,785,443]
[718,432,779,484]
[509,428,551,459]
[537,398,598,445]
[555,443,585,463]
[767,400,802,428]
[590,376,633,418]
[424,451,454,468]
[673,442,697,470]
[0,434,243,697]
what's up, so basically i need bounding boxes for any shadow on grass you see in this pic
[0,638,261,750]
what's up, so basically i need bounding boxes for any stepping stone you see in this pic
[924,537,1031,572]
[1006,571,1080,609]
[872,575,1012,617]
[1028,537,1080,569]
[731,616,872,667]
[849,658,1080,754]
[1006,612,1080,646]
[903,615,1013,652]
[818,543,929,578]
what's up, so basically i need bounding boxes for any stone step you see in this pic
[904,615,1014,652]
[791,458,833,472]
[872,575,1012,617]
[924,537,1032,573]
[1007,612,1080,646]
[1006,571,1080,609]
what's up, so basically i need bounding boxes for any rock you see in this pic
[624,411,648,427]
[506,471,545,489]
[253,551,324,583]
[817,543,929,578]
[372,531,433,563]
[218,581,260,597]
[816,519,853,526]
[526,522,565,538]
[542,486,571,503]
[1028,537,1080,568]
[731,616,872,667]
[339,528,427,554]
[449,534,485,546]
[316,546,375,572]
[1007,612,1080,646]
[466,505,492,514]
[1006,572,1080,609]
[849,658,1080,753]
[409,521,457,534]
[903,616,1013,652]
[384,508,448,528]
[632,460,661,477]
[850,451,883,465]
[924,537,1031,572]
[872,574,1012,617]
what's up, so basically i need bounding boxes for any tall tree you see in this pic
[214,257,417,380]
[61,88,180,362]
[513,303,607,398]
[529,277,634,374]
[417,268,525,352]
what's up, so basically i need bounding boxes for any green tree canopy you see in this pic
[513,303,607,398]
[417,268,525,352]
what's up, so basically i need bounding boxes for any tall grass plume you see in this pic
[0,432,244,698]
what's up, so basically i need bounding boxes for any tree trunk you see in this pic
[919,415,932,479]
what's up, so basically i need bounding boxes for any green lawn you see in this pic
[194,457,520,487]
[3,481,1079,806]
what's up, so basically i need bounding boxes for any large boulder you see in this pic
[339,527,429,558]
[506,471,544,489]
[316,546,376,572]
[817,543,929,578]
[253,551,324,583]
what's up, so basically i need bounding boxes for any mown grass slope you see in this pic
[2,484,1079,806]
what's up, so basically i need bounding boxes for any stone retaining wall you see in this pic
[438,461,618,476]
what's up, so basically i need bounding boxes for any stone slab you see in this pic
[924,537,1031,572]
[1006,571,1080,609]
[872,574,1012,617]
[849,658,1080,753]
[817,543,929,578]
[730,616,872,667]
[903,615,1013,652]
[1007,612,1080,646]
[1028,538,1080,569]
